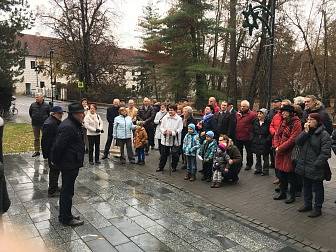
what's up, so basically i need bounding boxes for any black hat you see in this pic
[68,102,85,114]
[51,106,66,113]
[280,105,294,113]
[272,98,282,103]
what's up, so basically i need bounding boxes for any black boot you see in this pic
[273,193,286,200]
[298,205,312,212]
[285,196,295,204]
[308,208,322,218]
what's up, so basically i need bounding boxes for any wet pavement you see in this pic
[1,153,310,252]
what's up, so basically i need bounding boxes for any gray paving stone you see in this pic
[86,238,118,252]
[99,225,130,246]
[110,216,147,237]
[131,233,172,252]
[131,215,157,229]
[115,241,144,252]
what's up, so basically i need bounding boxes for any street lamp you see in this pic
[50,49,54,107]
[242,0,276,109]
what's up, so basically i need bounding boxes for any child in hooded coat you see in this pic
[182,124,200,181]
[211,143,230,188]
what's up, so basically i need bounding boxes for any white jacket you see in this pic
[154,111,167,140]
[84,113,104,136]
[160,114,183,146]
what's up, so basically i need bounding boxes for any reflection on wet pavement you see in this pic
[1,154,303,252]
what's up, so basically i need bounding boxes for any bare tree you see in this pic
[42,0,118,89]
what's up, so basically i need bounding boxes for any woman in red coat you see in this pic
[273,105,302,203]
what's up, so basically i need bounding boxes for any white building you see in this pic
[15,34,153,99]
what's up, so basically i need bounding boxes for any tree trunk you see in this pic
[322,7,330,107]
[227,0,237,106]
[217,32,229,90]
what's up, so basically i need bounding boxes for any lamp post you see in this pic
[242,0,276,109]
[50,49,54,107]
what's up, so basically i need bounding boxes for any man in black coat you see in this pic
[137,97,156,154]
[52,102,85,226]
[226,100,237,142]
[213,101,234,140]
[41,106,65,197]
[102,98,120,159]
[29,93,51,157]
[303,95,333,135]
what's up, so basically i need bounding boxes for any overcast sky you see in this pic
[25,0,170,49]
[25,0,314,49]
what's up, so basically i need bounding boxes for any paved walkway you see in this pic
[1,153,315,252]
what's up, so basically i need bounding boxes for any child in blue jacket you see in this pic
[183,124,200,181]
[198,131,217,182]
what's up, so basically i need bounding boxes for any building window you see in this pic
[40,81,45,88]
[30,61,36,69]
[132,70,135,76]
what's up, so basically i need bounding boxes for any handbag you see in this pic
[110,139,121,157]
[291,144,300,162]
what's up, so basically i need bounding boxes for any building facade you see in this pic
[15,34,151,100]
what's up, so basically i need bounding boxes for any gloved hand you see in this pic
[96,129,101,133]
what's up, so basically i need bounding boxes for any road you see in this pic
[15,96,110,148]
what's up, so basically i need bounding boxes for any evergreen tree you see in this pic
[159,0,222,108]
[0,0,33,113]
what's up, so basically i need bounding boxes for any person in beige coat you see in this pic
[84,104,104,165]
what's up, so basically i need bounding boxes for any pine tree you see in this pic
[0,0,33,113]
[159,0,221,108]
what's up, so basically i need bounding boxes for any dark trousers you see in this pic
[303,177,324,209]
[136,148,145,162]
[159,145,180,170]
[223,167,240,182]
[88,135,100,162]
[103,134,113,156]
[48,159,60,194]
[278,170,296,197]
[270,148,275,168]
[255,154,269,173]
[145,126,154,152]
[236,140,253,167]
[158,139,163,154]
[117,138,134,161]
[59,169,79,224]
[203,161,213,179]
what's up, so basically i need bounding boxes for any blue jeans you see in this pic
[186,155,197,175]
[137,148,145,162]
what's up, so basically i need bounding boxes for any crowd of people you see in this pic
[25,92,336,226]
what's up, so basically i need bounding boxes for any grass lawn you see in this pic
[3,123,34,154]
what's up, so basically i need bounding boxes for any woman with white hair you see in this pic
[154,103,167,154]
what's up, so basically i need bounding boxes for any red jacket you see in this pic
[235,110,257,141]
[274,116,302,173]
[269,111,283,147]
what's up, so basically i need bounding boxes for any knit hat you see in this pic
[308,113,321,124]
[218,143,227,151]
[188,123,196,132]
[205,131,214,138]
[257,108,268,115]
[280,105,294,113]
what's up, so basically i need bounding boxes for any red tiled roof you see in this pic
[17,34,166,65]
